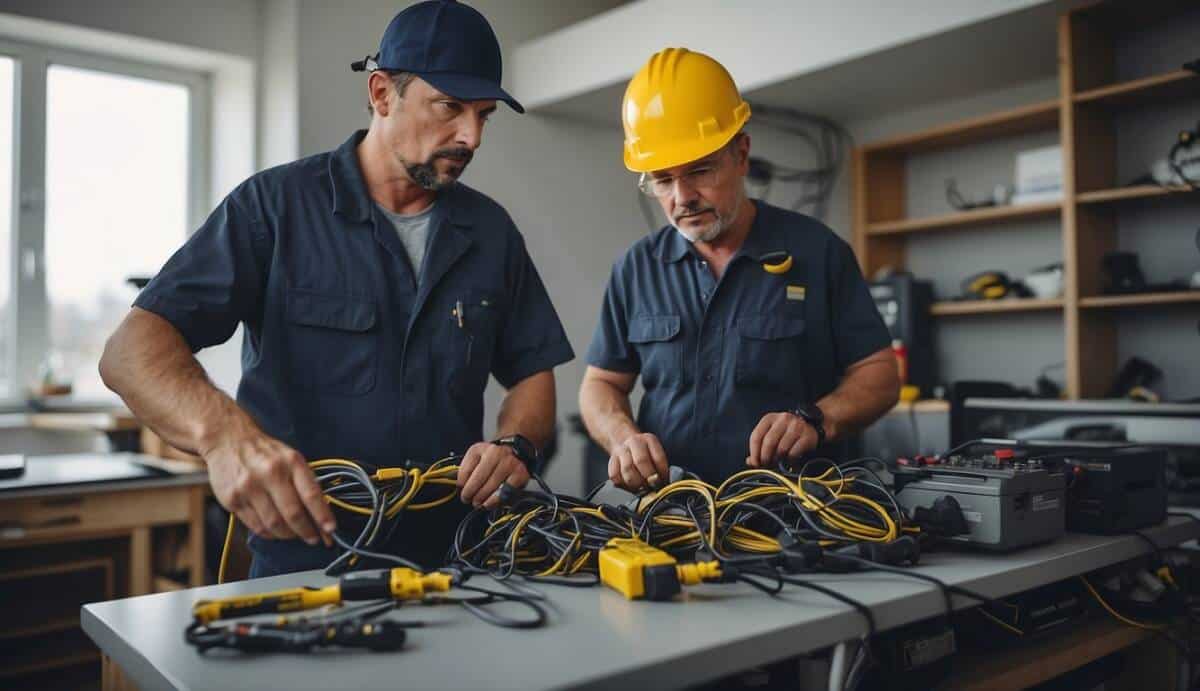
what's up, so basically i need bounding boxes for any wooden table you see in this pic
[1,454,209,689]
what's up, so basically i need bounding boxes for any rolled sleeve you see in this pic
[490,235,574,389]
[134,194,269,352]
[585,259,640,373]
[829,237,891,370]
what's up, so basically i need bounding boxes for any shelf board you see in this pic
[0,651,99,679]
[931,298,1063,317]
[1080,291,1200,309]
[937,617,1151,691]
[867,201,1061,236]
[1076,184,1195,205]
[1073,69,1199,109]
[862,100,1059,156]
[0,616,78,641]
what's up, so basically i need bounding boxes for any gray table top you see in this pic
[0,453,208,500]
[82,515,1200,691]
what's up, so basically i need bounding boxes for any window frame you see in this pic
[0,36,210,409]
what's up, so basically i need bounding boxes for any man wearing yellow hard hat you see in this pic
[580,48,900,490]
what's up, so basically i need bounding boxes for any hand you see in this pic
[457,442,531,509]
[607,432,669,492]
[203,431,335,546]
[746,411,818,468]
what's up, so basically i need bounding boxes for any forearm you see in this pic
[495,370,556,450]
[578,377,640,455]
[99,308,258,456]
[815,349,901,442]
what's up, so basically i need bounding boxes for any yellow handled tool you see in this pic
[193,567,454,624]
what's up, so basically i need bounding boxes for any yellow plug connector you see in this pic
[599,538,723,600]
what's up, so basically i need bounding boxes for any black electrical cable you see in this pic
[449,583,549,629]
[776,574,877,639]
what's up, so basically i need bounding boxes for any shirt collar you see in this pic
[734,200,782,263]
[329,129,474,229]
[657,226,694,263]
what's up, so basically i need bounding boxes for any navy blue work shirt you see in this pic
[136,130,574,570]
[586,200,889,482]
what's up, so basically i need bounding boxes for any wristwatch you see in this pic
[790,403,826,448]
[492,434,538,468]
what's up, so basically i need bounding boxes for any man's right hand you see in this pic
[607,432,669,492]
[203,432,336,547]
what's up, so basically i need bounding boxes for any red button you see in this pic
[995,449,1015,461]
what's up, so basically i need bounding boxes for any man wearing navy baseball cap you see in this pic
[102,0,574,577]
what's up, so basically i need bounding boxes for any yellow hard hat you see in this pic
[621,47,751,173]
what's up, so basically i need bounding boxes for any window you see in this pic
[0,57,12,396]
[45,65,191,399]
[0,40,207,405]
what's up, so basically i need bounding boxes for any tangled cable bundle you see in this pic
[445,459,909,583]
[220,456,912,585]
[218,456,463,581]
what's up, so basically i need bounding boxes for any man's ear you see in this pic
[735,133,752,170]
[367,72,394,117]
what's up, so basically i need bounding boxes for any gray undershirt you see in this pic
[375,202,435,282]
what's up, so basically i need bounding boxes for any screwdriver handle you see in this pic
[192,586,340,624]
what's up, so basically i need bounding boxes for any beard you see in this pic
[671,199,734,243]
[404,147,474,191]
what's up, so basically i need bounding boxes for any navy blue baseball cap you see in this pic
[351,0,524,113]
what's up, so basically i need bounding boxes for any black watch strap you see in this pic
[791,404,826,448]
[492,434,538,467]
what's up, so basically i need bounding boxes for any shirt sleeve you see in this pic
[133,193,270,352]
[828,235,891,371]
[585,258,640,373]
[490,232,575,389]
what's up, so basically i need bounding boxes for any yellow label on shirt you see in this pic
[786,285,806,301]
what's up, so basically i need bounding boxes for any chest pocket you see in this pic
[735,316,807,396]
[446,290,500,397]
[286,290,379,395]
[629,314,683,390]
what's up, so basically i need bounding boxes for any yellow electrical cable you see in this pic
[217,457,462,584]
[218,512,236,584]
[977,608,1025,636]
[1080,577,1165,631]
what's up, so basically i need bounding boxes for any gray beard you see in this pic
[676,195,739,244]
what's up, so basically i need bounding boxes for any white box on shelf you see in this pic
[1015,145,1063,196]
[1011,188,1063,206]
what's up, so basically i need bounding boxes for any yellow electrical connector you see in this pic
[598,538,723,600]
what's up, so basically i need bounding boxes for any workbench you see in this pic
[83,514,1199,691]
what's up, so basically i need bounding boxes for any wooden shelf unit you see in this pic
[851,0,1200,399]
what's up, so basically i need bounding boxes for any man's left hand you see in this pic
[746,411,818,468]
[457,441,531,509]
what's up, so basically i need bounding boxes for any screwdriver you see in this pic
[192,567,454,624]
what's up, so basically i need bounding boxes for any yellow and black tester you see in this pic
[192,568,453,624]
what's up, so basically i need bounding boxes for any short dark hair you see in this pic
[366,71,416,116]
